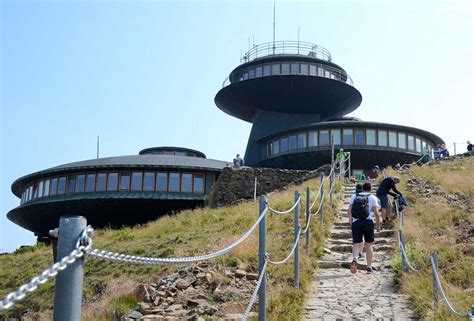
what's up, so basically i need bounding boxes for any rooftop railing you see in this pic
[242,41,332,63]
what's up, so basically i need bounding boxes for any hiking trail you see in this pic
[304,182,418,320]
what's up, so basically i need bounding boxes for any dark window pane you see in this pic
[298,133,307,149]
[156,172,168,192]
[169,173,180,192]
[85,174,96,192]
[343,129,353,145]
[272,140,280,155]
[281,63,290,75]
[280,137,289,153]
[290,63,299,74]
[38,181,44,198]
[308,131,318,147]
[309,65,317,75]
[75,175,85,192]
[50,178,58,195]
[289,135,297,150]
[131,172,143,191]
[248,69,255,79]
[32,184,38,199]
[194,174,204,193]
[408,135,415,150]
[263,65,271,76]
[96,173,106,192]
[57,177,66,194]
[43,179,50,197]
[119,172,130,191]
[389,131,397,147]
[181,173,192,192]
[331,129,341,145]
[378,130,388,146]
[143,172,155,191]
[107,172,118,191]
[367,130,376,145]
[320,130,329,146]
[301,64,309,75]
[398,133,406,149]
[355,129,365,145]
[255,66,263,77]
[67,175,75,193]
[271,64,280,75]
[415,138,422,153]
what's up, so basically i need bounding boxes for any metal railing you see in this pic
[0,162,340,321]
[242,41,332,63]
[391,181,473,319]
[222,61,354,88]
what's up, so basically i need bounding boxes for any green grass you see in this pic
[0,177,342,320]
[387,157,474,320]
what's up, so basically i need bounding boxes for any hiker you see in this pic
[233,154,244,168]
[467,141,473,154]
[440,144,449,157]
[370,165,380,179]
[336,149,349,176]
[348,182,380,274]
[376,176,402,225]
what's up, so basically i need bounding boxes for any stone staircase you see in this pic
[304,182,418,320]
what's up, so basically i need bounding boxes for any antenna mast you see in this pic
[273,0,276,54]
[96,136,100,159]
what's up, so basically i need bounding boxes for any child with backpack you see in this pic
[348,182,381,274]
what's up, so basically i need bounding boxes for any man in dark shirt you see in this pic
[467,141,473,153]
[376,176,402,224]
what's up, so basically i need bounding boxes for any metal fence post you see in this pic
[53,216,87,321]
[431,253,439,307]
[401,240,407,272]
[305,186,310,255]
[348,155,351,179]
[329,172,333,206]
[320,173,325,225]
[454,142,456,156]
[294,191,300,288]
[258,196,267,321]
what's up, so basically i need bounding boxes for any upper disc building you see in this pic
[215,41,444,170]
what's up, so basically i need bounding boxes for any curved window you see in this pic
[271,140,280,155]
[156,172,168,192]
[354,129,365,145]
[367,130,376,145]
[398,133,406,149]
[320,130,329,146]
[181,173,192,192]
[263,65,271,76]
[50,178,58,195]
[415,138,422,153]
[85,174,96,192]
[96,173,107,192]
[301,64,309,75]
[271,64,280,75]
[67,175,76,193]
[38,181,44,198]
[280,137,289,153]
[143,172,155,192]
[408,135,415,151]
[290,63,299,75]
[44,179,50,197]
[131,172,143,191]
[389,131,397,148]
[57,177,66,194]
[308,131,318,147]
[330,129,341,145]
[169,173,180,192]
[75,175,85,193]
[281,63,290,75]
[119,172,130,191]
[289,135,297,151]
[194,174,204,193]
[255,66,263,77]
[107,172,118,191]
[343,129,353,145]
[298,133,307,149]
[378,130,387,147]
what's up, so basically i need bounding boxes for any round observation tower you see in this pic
[215,40,444,171]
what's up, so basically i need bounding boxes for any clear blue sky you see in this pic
[1,0,472,252]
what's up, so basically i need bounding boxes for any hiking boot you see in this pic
[350,260,358,274]
[367,267,374,274]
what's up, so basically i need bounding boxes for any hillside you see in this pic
[390,156,473,320]
[0,177,341,320]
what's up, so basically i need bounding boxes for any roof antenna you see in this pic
[96,136,100,159]
[273,0,276,54]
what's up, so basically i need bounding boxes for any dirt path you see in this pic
[304,182,418,320]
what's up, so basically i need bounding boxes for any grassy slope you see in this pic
[0,178,342,320]
[390,157,473,320]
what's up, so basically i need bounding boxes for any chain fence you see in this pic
[1,160,340,320]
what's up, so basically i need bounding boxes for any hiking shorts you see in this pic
[378,194,389,209]
[352,219,375,243]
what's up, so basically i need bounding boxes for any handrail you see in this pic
[222,61,354,88]
[242,41,332,63]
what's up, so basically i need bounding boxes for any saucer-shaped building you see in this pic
[215,41,444,171]
[8,147,227,241]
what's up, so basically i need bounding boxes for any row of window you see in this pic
[232,61,352,86]
[20,171,206,205]
[267,128,432,157]
[141,150,203,158]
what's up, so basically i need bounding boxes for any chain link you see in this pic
[241,259,268,321]
[87,207,268,265]
[268,196,301,214]
[0,228,92,311]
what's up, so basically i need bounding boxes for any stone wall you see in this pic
[208,165,331,208]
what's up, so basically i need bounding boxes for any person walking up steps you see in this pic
[348,182,380,274]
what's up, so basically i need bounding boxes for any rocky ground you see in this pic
[121,262,258,320]
[304,182,418,320]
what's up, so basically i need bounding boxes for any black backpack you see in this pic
[351,193,370,219]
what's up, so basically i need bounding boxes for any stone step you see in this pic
[331,229,396,239]
[329,238,393,245]
[329,244,394,253]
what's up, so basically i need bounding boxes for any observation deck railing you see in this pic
[242,41,332,63]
